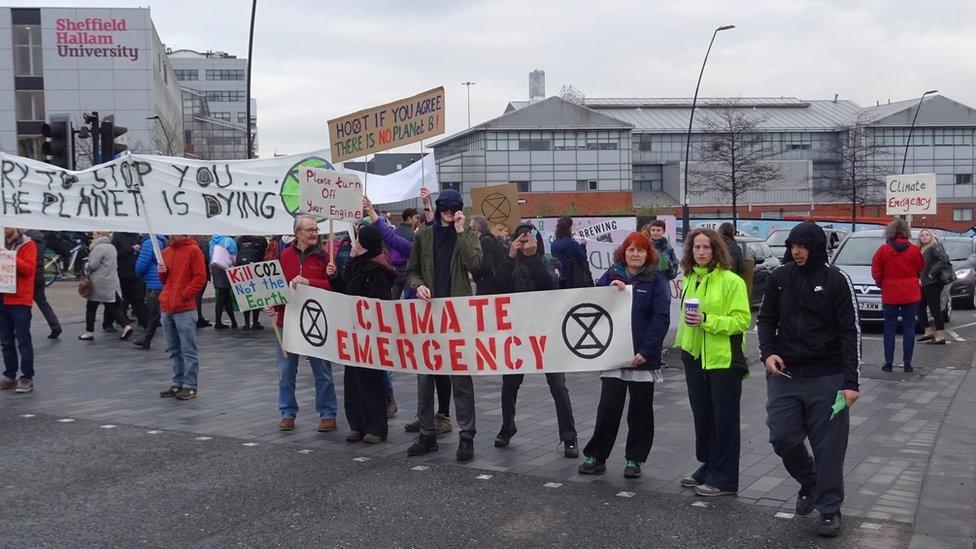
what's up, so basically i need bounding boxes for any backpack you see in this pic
[565,254,594,288]
[510,254,559,292]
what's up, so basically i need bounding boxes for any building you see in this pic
[168,48,256,159]
[430,78,976,232]
[0,6,185,165]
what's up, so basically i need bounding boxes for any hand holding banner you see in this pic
[300,168,364,223]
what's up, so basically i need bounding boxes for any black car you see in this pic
[942,237,976,310]
[735,237,780,308]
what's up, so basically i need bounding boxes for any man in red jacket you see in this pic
[0,228,37,393]
[157,234,208,400]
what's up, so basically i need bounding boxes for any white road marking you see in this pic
[194,436,212,441]
[298,449,313,454]
[57,418,75,423]
[19,414,35,418]
[616,491,635,498]
[410,465,429,471]
[353,457,370,462]
[949,320,976,330]
[861,522,882,530]
[544,482,562,488]
[775,512,795,519]
[948,330,965,342]
[691,501,709,507]
[242,442,259,447]
[147,430,163,434]
[476,474,493,480]
[100,424,117,429]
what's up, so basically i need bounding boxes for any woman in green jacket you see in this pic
[676,228,751,497]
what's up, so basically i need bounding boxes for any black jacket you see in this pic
[472,233,504,295]
[494,251,556,294]
[112,232,142,281]
[334,252,397,300]
[757,222,860,391]
[236,235,268,265]
[25,230,46,280]
[724,235,746,277]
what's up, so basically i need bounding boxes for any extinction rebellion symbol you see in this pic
[480,192,512,224]
[561,303,613,359]
[300,299,328,347]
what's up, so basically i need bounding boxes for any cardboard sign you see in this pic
[282,284,635,375]
[227,260,288,312]
[299,168,364,223]
[328,87,446,163]
[0,250,16,294]
[472,183,522,233]
[886,173,937,215]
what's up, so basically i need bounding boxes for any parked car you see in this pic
[942,237,976,310]
[767,227,847,261]
[735,236,780,308]
[830,229,951,324]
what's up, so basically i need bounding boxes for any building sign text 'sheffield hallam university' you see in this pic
[56,18,140,61]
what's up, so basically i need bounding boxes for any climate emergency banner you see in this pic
[282,284,634,375]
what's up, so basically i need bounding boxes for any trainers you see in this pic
[48,327,62,339]
[881,364,893,372]
[903,364,914,373]
[494,429,515,448]
[578,457,606,475]
[197,318,212,328]
[386,395,398,418]
[279,417,296,431]
[0,377,15,390]
[456,438,474,462]
[407,434,438,456]
[362,434,386,444]
[119,326,134,341]
[624,460,642,478]
[563,438,579,458]
[132,340,151,350]
[251,322,265,331]
[175,387,197,400]
[345,431,363,442]
[796,486,816,516]
[435,413,453,435]
[680,476,700,488]
[404,418,421,433]
[14,378,33,393]
[317,418,337,432]
[695,484,736,497]
[818,512,842,538]
[159,385,182,398]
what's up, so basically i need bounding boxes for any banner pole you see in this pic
[328,219,335,264]
[271,321,284,349]
[129,152,164,266]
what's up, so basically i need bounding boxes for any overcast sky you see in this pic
[20,0,976,159]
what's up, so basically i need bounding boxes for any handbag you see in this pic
[77,276,92,299]
[210,244,235,270]
[937,243,957,285]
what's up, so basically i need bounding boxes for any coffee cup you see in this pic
[685,298,700,325]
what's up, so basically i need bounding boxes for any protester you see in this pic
[495,223,579,457]
[917,228,951,345]
[675,228,750,497]
[0,228,37,393]
[332,224,395,443]
[470,215,504,296]
[157,234,208,400]
[112,232,148,328]
[209,234,238,329]
[577,232,669,477]
[80,232,133,341]
[194,235,213,328]
[405,188,483,461]
[641,220,678,280]
[757,221,861,538]
[236,234,268,330]
[266,215,339,432]
[25,230,61,339]
[871,218,924,372]
[551,216,591,289]
[491,223,509,240]
[132,234,167,350]
[397,208,421,241]
[718,222,745,277]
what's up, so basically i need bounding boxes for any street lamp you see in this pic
[146,115,173,155]
[681,24,734,238]
[901,89,938,174]
[462,81,475,128]
[245,0,258,159]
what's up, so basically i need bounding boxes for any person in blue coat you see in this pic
[550,215,590,289]
[132,234,167,349]
[578,231,670,479]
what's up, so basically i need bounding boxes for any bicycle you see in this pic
[43,239,89,286]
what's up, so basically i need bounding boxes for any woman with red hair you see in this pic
[578,232,670,479]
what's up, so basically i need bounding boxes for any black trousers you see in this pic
[583,377,655,463]
[682,352,742,492]
[918,282,945,331]
[344,366,388,437]
[85,300,125,332]
[243,309,261,326]
[214,288,236,325]
[33,278,60,331]
[434,374,451,416]
[141,290,161,344]
[118,278,147,326]
[501,373,577,442]
[196,285,207,321]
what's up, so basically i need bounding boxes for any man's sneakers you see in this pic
[456,438,474,461]
[407,434,438,456]
[494,428,516,448]
[0,377,16,390]
[563,438,579,458]
[48,327,62,339]
[175,388,197,400]
[818,512,842,538]
[14,379,33,393]
[695,484,736,497]
[624,460,642,478]
[317,418,337,432]
[796,487,816,516]
[159,385,182,398]
[577,457,606,475]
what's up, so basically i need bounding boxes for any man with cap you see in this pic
[404,188,483,461]
[757,221,861,538]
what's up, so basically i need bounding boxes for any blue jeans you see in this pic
[275,341,336,419]
[0,305,33,380]
[883,302,918,367]
[162,310,199,389]
[384,371,394,397]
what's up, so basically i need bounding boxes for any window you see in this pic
[577,180,598,191]
[442,181,462,192]
[237,112,255,124]
[954,208,973,222]
[174,69,198,81]
[514,181,530,193]
[519,139,551,151]
[204,90,246,103]
[17,135,43,160]
[13,25,42,76]
[211,112,231,121]
[633,134,653,152]
[954,174,973,186]
[15,91,44,121]
[206,69,246,81]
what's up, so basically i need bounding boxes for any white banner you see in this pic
[282,284,634,375]
[299,168,364,223]
[344,153,438,205]
[0,250,16,294]
[886,173,937,215]
[584,239,618,282]
[0,150,435,235]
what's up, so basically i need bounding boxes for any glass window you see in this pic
[15,91,44,121]
[514,181,530,193]
[206,69,246,81]
[953,208,973,222]
[174,69,198,81]
[204,91,247,103]
[17,135,44,160]
[211,112,231,121]
[954,174,972,186]
[13,25,42,76]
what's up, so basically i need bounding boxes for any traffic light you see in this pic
[41,115,72,168]
[99,115,128,162]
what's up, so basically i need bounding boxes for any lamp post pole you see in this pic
[901,90,938,174]
[462,81,475,128]
[245,0,257,159]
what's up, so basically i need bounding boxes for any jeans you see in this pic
[0,305,33,380]
[583,377,654,462]
[683,352,742,492]
[918,283,945,332]
[162,310,199,388]
[344,365,388,437]
[501,373,577,442]
[275,341,337,419]
[883,302,918,366]
[33,278,61,331]
[767,373,849,515]
[418,374,474,439]
[384,371,394,397]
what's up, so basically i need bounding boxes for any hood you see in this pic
[783,222,828,267]
[168,236,198,248]
[92,236,113,247]
[434,188,464,218]
[886,237,910,252]
[513,222,545,251]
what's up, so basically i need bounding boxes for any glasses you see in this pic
[441,207,460,214]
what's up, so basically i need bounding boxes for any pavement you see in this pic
[2,281,975,548]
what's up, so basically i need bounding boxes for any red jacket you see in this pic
[871,238,924,305]
[275,242,333,327]
[159,237,208,314]
[1,236,36,307]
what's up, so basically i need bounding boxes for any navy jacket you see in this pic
[597,263,671,370]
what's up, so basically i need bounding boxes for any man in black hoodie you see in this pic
[757,221,860,539]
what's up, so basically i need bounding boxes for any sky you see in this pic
[18,0,976,159]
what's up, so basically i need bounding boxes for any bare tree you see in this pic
[558,85,586,105]
[688,99,781,225]
[816,116,891,231]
